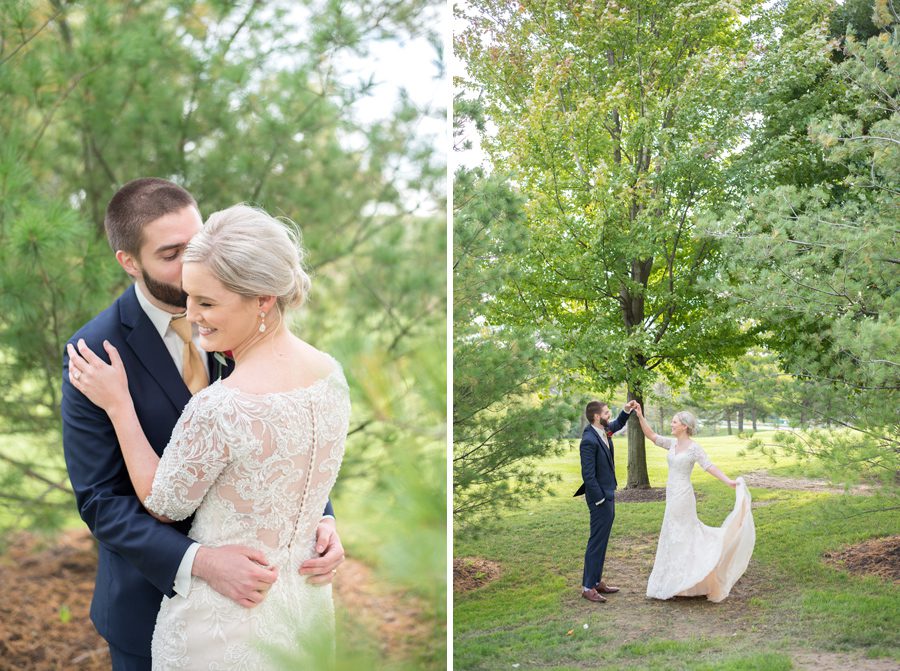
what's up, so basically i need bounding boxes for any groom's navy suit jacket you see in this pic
[61,285,332,656]
[574,410,631,505]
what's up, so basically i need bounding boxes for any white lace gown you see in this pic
[646,436,755,602]
[143,366,350,670]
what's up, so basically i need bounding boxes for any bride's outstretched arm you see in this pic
[706,465,737,488]
[67,339,168,518]
[632,403,659,442]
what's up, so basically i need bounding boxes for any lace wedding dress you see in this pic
[646,436,755,602]
[143,365,350,670]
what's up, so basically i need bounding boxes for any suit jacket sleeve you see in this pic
[61,348,193,597]
[579,433,606,504]
[607,410,632,435]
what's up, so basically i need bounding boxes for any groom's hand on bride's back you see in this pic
[193,545,279,608]
[299,517,345,585]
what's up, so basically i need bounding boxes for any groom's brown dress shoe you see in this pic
[596,581,620,594]
[581,588,607,603]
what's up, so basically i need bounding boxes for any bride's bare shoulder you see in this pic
[292,338,339,378]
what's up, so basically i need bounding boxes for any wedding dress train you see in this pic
[646,436,755,602]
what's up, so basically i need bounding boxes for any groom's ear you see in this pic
[115,250,141,279]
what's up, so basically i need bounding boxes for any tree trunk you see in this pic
[751,406,757,431]
[726,412,732,435]
[626,388,650,489]
[737,407,744,433]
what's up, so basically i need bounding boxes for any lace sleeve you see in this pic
[144,393,230,521]
[693,443,713,470]
[653,435,676,450]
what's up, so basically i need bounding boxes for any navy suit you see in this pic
[573,410,631,589]
[61,285,332,664]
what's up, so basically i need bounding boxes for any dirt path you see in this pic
[0,529,430,670]
[743,470,874,494]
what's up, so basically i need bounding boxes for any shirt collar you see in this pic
[591,424,607,439]
[134,282,183,339]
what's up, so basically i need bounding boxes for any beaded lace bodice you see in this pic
[143,365,350,670]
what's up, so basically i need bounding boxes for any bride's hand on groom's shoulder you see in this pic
[67,339,130,413]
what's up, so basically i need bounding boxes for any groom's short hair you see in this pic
[585,401,607,424]
[105,178,198,256]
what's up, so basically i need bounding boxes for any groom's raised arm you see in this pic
[606,406,633,435]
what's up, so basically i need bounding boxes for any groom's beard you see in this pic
[142,268,188,309]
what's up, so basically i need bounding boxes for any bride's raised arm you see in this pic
[67,339,168,520]
[632,403,659,443]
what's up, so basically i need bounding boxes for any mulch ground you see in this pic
[615,487,666,503]
[0,529,431,670]
[453,557,501,593]
[823,535,900,583]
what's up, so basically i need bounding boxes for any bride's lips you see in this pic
[198,326,216,337]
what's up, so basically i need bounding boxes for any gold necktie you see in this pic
[170,315,209,394]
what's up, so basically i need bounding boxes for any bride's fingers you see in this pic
[103,340,125,371]
[67,347,86,382]
[77,338,105,366]
[66,343,84,366]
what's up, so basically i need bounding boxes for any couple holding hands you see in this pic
[576,400,755,604]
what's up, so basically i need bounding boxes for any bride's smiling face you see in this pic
[183,262,261,352]
[670,416,688,436]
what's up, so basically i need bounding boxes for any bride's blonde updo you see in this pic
[673,411,699,436]
[183,204,311,314]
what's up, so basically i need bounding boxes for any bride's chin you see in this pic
[198,334,221,351]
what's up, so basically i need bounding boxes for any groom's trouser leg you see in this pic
[108,643,151,671]
[581,499,615,589]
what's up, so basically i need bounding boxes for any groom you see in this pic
[574,400,635,603]
[62,178,343,670]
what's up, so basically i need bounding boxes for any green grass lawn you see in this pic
[454,432,900,670]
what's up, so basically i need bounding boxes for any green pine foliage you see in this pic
[710,1,899,488]
[453,161,572,529]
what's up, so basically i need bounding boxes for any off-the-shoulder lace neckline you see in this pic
[213,364,343,398]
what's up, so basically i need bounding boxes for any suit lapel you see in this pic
[118,286,192,411]
[591,426,615,472]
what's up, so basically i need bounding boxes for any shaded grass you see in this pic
[455,432,900,670]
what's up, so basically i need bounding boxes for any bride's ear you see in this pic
[257,295,277,313]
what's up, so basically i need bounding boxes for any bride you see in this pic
[68,204,350,669]
[633,403,754,602]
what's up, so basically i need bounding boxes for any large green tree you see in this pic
[456,0,756,487]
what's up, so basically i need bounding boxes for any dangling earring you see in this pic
[258,311,267,333]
